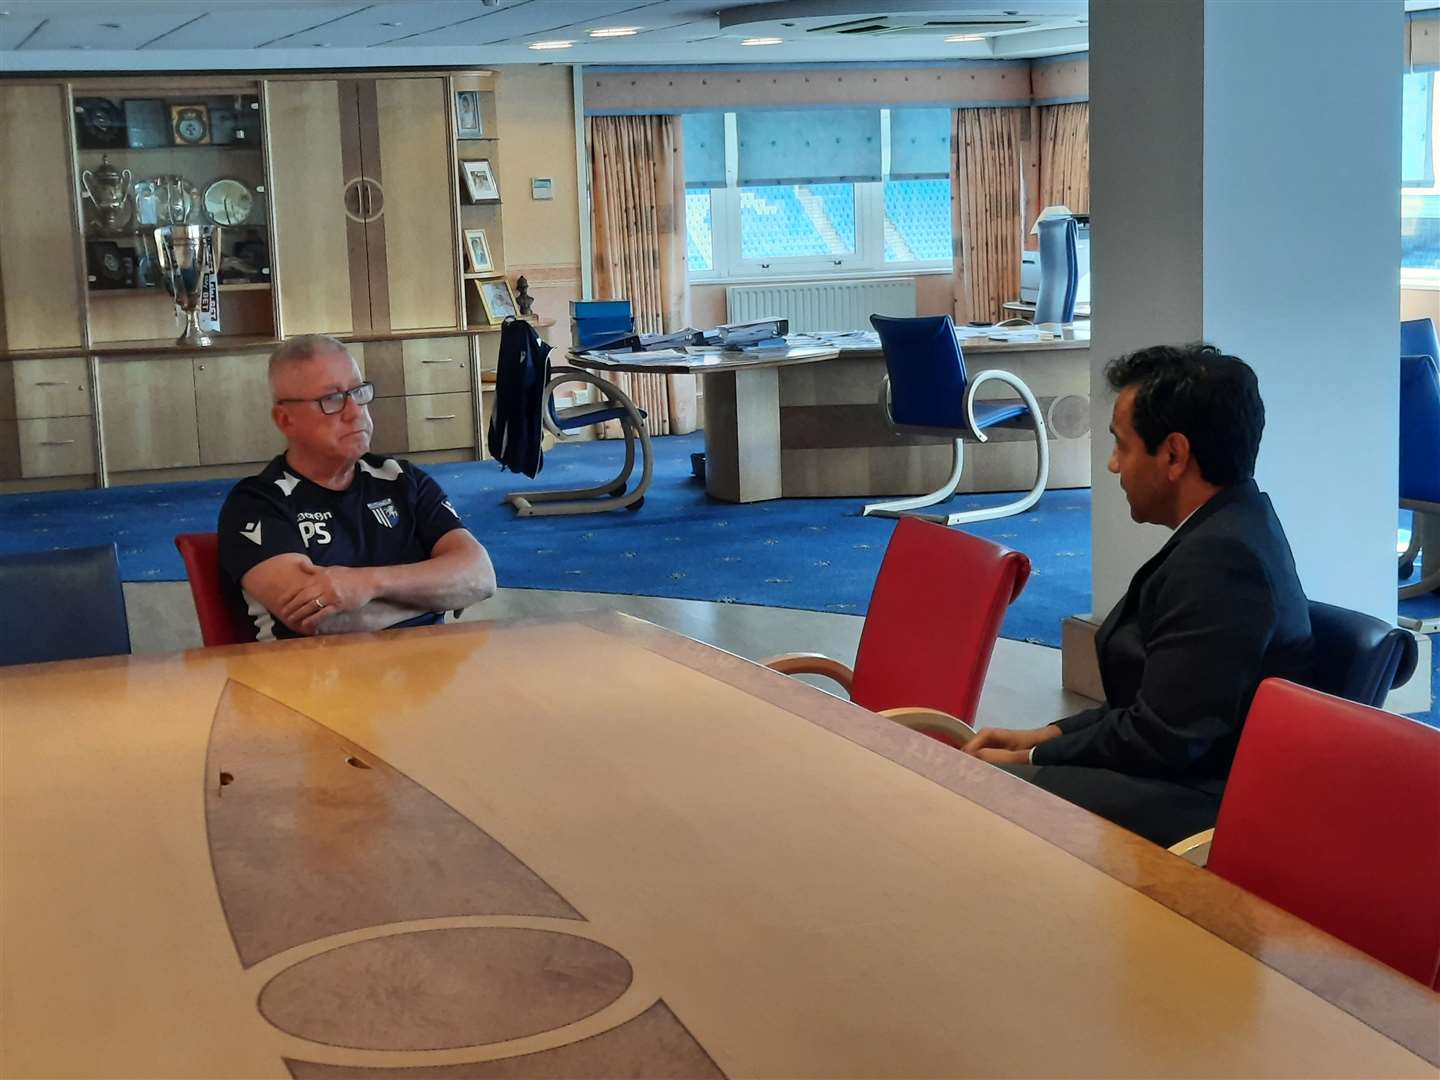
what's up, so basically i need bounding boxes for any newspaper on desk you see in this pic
[789,325,1060,352]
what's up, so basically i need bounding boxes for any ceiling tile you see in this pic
[379,0,648,48]
[16,10,205,50]
[265,2,470,49]
[0,16,46,49]
[144,6,370,50]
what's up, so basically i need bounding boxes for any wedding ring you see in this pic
[314,597,326,611]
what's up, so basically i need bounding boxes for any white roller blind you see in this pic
[889,107,951,180]
[682,112,726,189]
[737,109,881,186]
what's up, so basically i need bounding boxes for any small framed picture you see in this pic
[460,158,500,203]
[473,277,518,324]
[454,90,484,139]
[170,103,211,146]
[463,228,494,274]
[123,98,168,148]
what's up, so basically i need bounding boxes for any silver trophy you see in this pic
[152,225,221,347]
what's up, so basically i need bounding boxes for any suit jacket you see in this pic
[487,319,552,479]
[1032,480,1312,781]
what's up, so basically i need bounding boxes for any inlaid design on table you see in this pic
[206,680,723,1076]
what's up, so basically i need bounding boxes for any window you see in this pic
[1402,72,1440,283]
[684,110,951,281]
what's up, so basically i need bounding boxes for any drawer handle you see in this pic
[425,415,458,421]
[420,358,456,364]
[40,439,78,446]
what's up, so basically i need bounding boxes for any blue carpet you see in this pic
[1,431,1434,725]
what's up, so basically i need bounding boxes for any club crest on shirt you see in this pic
[367,498,400,528]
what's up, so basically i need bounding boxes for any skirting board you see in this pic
[1060,614,1433,715]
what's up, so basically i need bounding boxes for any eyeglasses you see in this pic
[275,381,376,415]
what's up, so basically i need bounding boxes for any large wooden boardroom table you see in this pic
[573,328,1091,503]
[3,615,1437,1078]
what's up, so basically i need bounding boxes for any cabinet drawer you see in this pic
[10,358,91,419]
[18,416,95,478]
[404,392,474,451]
[401,337,470,395]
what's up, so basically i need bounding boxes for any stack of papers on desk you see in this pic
[718,318,789,348]
[639,328,700,350]
[581,348,690,366]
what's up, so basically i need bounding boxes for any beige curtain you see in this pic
[1037,102,1090,214]
[587,114,697,437]
[951,107,1025,324]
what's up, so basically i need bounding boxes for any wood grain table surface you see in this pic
[2,614,1436,1079]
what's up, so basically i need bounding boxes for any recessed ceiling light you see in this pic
[740,37,783,46]
[588,26,638,38]
[528,39,573,50]
[945,34,985,43]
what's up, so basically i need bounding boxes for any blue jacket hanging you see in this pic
[487,318,553,478]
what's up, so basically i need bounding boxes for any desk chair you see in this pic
[1199,680,1440,989]
[1306,599,1418,708]
[175,533,253,646]
[1033,216,1078,325]
[863,314,1050,527]
[763,516,1030,743]
[1399,318,1440,631]
[492,317,653,517]
[0,544,130,666]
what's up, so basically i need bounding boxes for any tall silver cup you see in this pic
[153,225,221,347]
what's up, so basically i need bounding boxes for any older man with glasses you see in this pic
[217,334,495,641]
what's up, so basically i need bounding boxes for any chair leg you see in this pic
[862,439,965,520]
[1400,510,1440,599]
[508,416,654,517]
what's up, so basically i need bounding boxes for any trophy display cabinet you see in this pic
[0,69,528,492]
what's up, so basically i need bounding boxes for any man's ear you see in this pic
[1164,432,1192,479]
[272,404,290,435]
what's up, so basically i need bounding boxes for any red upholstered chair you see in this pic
[1203,679,1440,989]
[175,533,252,647]
[764,516,1031,744]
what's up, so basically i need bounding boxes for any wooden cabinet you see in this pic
[0,86,86,352]
[193,352,285,466]
[267,77,458,337]
[0,359,96,481]
[98,357,200,473]
[364,336,474,454]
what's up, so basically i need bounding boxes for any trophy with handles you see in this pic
[152,224,222,346]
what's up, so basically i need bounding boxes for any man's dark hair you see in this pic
[1104,343,1264,487]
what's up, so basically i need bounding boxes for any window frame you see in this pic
[686,110,953,284]
[1401,71,1440,290]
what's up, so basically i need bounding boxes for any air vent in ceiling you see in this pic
[807,16,1032,37]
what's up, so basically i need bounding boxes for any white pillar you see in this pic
[1086,0,1402,622]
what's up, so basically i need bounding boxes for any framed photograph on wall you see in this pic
[460,158,500,203]
[463,228,494,274]
[473,277,518,324]
[454,90,484,139]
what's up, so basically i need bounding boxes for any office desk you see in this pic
[3,616,1437,1078]
[570,345,838,503]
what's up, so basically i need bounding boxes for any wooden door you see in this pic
[366,78,459,332]
[0,85,86,351]
[193,353,285,466]
[265,80,365,336]
[97,356,199,472]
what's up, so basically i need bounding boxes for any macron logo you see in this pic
[240,521,263,546]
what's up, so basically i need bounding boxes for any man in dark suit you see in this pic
[963,344,1313,846]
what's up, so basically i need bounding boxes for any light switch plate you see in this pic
[531,177,553,201]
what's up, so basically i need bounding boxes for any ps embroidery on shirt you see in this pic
[296,510,334,547]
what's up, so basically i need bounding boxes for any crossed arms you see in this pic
[240,529,496,636]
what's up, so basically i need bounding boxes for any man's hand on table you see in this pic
[962,723,1063,766]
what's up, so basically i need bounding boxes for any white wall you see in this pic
[1087,0,1402,621]
[1203,0,1401,619]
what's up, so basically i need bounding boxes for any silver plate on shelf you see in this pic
[147,174,199,225]
[203,177,254,226]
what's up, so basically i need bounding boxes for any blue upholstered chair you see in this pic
[1033,216,1078,325]
[863,314,1049,526]
[0,544,130,667]
[1399,317,1440,631]
[1306,600,1418,708]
